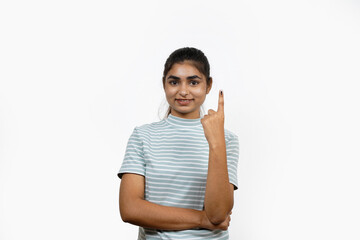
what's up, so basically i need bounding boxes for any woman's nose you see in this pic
[179,83,189,95]
[179,90,189,96]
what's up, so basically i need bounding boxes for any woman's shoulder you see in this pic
[132,118,167,134]
[224,128,239,142]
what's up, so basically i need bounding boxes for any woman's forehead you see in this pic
[167,62,203,76]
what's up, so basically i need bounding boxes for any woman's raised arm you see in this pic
[201,90,234,225]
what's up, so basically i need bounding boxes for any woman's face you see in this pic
[163,61,212,119]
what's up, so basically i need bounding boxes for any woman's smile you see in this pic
[176,99,194,105]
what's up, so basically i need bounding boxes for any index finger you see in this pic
[217,89,224,113]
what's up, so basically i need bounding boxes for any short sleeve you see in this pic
[226,134,240,190]
[117,127,146,179]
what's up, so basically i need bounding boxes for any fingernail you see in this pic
[220,90,223,95]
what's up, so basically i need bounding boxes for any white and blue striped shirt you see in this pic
[118,113,239,240]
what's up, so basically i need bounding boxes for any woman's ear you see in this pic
[206,77,213,94]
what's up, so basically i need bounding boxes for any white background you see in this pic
[1,0,360,239]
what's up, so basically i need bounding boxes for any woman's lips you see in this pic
[176,99,193,105]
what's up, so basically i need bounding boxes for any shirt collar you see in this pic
[165,113,202,128]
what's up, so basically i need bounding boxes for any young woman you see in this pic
[117,47,239,239]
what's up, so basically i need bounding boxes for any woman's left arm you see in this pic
[201,90,234,225]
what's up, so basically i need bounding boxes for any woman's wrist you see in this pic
[199,210,213,229]
[198,210,206,229]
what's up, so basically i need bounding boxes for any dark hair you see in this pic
[162,47,212,118]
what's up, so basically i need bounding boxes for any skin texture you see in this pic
[119,60,234,230]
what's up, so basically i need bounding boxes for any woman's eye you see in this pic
[169,80,199,85]
[169,80,178,85]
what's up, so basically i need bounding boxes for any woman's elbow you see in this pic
[205,205,233,225]
[119,201,137,223]
[207,212,228,225]
[120,206,138,223]
[120,209,130,223]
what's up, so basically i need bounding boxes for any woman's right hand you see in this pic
[200,210,232,230]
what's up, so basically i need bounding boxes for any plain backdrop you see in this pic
[1,0,360,239]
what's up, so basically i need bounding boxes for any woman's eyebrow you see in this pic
[167,75,202,80]
[187,75,202,80]
[167,75,180,80]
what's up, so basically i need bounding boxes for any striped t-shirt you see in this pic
[118,113,240,240]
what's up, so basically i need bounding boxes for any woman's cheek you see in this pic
[193,86,206,95]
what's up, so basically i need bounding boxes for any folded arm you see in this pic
[119,173,230,231]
